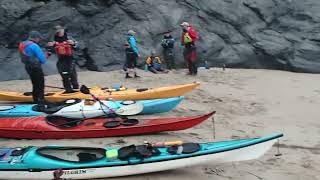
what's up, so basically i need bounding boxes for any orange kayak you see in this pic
[0,82,200,102]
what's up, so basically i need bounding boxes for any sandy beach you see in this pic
[0,68,319,180]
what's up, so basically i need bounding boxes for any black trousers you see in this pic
[25,65,45,106]
[163,48,175,70]
[57,56,79,92]
[183,46,197,75]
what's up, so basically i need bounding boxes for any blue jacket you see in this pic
[127,35,139,55]
[20,40,46,64]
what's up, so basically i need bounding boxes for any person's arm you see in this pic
[67,36,79,50]
[31,44,46,64]
[128,37,139,55]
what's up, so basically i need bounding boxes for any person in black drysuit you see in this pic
[18,31,47,111]
[48,25,79,93]
[161,31,176,70]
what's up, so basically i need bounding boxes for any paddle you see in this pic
[45,85,65,90]
[80,85,143,116]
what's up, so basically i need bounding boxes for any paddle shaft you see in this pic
[45,85,65,90]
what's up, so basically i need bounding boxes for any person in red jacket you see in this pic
[180,22,199,75]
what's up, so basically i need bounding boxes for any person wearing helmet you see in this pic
[180,22,199,75]
[124,30,140,78]
[18,31,47,111]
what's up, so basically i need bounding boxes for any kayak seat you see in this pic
[77,152,97,162]
[37,147,105,163]
[32,99,81,114]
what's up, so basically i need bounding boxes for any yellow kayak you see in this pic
[0,82,200,102]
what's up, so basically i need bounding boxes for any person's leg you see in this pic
[191,48,197,75]
[27,66,45,108]
[163,49,171,70]
[68,57,79,89]
[133,56,140,78]
[148,66,158,74]
[57,59,72,92]
[25,66,38,103]
[168,48,175,70]
[184,48,192,75]
[125,53,133,78]
[34,68,45,107]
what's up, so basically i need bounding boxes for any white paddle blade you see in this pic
[115,103,144,116]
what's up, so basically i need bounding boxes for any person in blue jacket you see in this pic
[124,30,140,78]
[18,31,47,111]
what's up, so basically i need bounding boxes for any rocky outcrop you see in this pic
[1,0,320,81]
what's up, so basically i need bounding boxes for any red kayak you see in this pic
[0,112,215,139]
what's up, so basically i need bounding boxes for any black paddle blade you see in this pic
[80,85,90,94]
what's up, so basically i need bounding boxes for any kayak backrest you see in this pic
[36,147,106,163]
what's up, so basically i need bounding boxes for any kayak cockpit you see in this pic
[32,99,81,113]
[36,147,106,163]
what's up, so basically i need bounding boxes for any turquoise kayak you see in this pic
[0,133,283,179]
[0,97,184,117]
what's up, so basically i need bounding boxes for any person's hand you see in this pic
[47,41,54,46]
[67,40,75,45]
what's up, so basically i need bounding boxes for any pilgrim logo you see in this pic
[63,169,87,175]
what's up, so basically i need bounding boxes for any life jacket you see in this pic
[54,41,73,57]
[182,26,199,46]
[146,56,161,65]
[19,41,34,55]
[184,33,193,44]
[18,41,40,66]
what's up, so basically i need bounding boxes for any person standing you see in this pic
[161,31,175,70]
[180,22,199,75]
[19,31,47,111]
[48,25,79,93]
[124,30,140,78]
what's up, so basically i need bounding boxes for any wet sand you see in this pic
[0,68,319,180]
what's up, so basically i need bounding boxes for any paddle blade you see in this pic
[115,103,144,116]
[80,85,90,94]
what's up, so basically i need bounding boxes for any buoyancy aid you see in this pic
[19,41,40,66]
[54,41,73,57]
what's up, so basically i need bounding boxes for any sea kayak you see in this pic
[0,82,200,102]
[0,112,215,139]
[0,97,184,118]
[0,133,283,179]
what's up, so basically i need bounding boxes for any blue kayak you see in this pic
[0,133,283,179]
[0,97,184,117]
